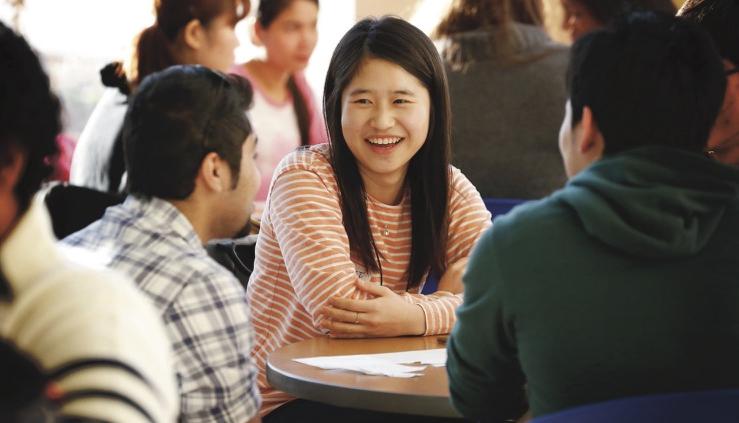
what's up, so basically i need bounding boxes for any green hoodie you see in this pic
[447,147,739,422]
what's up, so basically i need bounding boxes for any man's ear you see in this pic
[182,19,206,51]
[199,152,229,193]
[0,146,26,195]
[578,105,605,159]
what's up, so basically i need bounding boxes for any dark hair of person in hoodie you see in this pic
[566,11,726,155]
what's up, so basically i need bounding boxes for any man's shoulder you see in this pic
[54,244,154,302]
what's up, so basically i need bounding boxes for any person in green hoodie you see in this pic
[446,11,739,422]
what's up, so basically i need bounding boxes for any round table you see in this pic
[266,335,461,418]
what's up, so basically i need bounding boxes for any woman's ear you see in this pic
[182,18,206,51]
[251,21,264,47]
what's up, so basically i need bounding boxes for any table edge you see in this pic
[266,360,461,418]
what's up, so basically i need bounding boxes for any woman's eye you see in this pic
[394,98,411,104]
[353,99,371,104]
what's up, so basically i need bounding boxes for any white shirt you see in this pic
[247,85,302,201]
[70,88,128,192]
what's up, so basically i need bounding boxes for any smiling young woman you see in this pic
[246,16,492,421]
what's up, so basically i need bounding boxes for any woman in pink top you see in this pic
[248,16,491,421]
[231,0,325,202]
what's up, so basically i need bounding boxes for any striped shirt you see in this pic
[0,198,178,423]
[247,144,492,415]
[63,196,261,422]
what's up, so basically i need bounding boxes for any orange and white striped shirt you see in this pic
[247,144,491,416]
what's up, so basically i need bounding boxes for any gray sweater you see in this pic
[444,24,569,199]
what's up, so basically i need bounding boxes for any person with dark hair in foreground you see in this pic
[679,0,739,165]
[0,21,178,423]
[447,12,739,422]
[63,66,262,423]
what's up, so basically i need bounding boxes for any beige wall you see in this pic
[355,0,419,20]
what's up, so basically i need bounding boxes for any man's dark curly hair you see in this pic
[0,21,61,210]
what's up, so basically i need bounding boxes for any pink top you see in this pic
[229,64,326,201]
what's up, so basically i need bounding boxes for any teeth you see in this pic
[367,137,402,145]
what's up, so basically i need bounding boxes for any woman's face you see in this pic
[197,12,240,72]
[257,0,318,73]
[340,57,431,189]
[560,0,603,41]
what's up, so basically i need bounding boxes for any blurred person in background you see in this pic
[231,0,325,208]
[679,0,739,166]
[560,0,676,40]
[70,0,250,193]
[435,0,569,200]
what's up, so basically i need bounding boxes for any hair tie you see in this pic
[100,61,130,96]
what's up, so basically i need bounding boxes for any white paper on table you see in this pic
[293,348,447,378]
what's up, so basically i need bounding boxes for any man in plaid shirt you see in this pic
[64,66,262,422]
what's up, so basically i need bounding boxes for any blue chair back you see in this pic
[421,197,526,294]
[531,390,739,423]
[483,197,526,220]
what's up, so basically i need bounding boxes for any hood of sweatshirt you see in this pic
[555,146,739,259]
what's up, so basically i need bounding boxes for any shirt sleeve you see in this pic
[446,228,527,421]
[412,168,493,335]
[163,270,260,422]
[268,168,373,329]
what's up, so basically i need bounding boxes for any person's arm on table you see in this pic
[321,169,492,337]
[270,169,425,336]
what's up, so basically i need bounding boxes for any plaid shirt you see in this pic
[63,195,260,422]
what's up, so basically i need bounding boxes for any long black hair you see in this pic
[257,0,319,146]
[324,16,452,289]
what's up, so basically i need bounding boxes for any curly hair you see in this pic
[0,21,61,211]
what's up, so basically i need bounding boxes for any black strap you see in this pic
[0,268,11,300]
[57,389,155,423]
[49,358,162,401]
[107,128,126,193]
